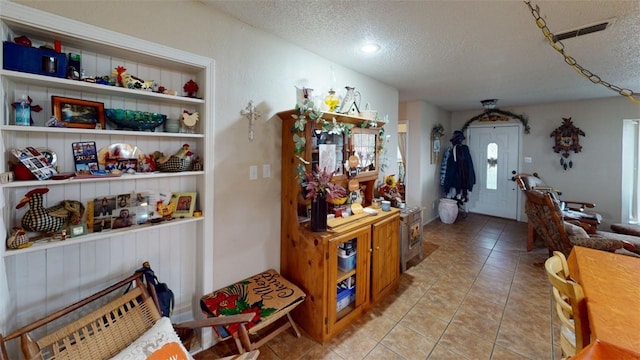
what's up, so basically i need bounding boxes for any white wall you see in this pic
[401,96,640,229]
[399,101,451,223]
[444,96,639,229]
[12,0,399,290]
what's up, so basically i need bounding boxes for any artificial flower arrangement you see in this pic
[303,166,347,202]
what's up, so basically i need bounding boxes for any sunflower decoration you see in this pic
[378,174,402,206]
[384,174,397,188]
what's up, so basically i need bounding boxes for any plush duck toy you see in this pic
[16,188,85,233]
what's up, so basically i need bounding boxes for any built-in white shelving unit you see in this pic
[0,1,216,355]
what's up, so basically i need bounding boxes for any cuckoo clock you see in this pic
[550,117,585,170]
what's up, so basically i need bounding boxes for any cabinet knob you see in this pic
[369,248,373,253]
[376,246,380,250]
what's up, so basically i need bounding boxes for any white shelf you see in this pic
[0,124,204,138]
[3,216,203,257]
[0,3,215,350]
[1,70,205,106]
[1,171,204,188]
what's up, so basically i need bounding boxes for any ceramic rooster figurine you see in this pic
[180,111,199,133]
[174,144,191,159]
[157,200,176,220]
[16,188,85,234]
[113,66,152,90]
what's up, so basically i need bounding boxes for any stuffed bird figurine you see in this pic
[16,188,85,233]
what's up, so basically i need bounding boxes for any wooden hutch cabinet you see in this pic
[277,109,400,343]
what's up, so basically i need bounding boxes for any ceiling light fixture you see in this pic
[481,99,498,110]
[361,43,380,54]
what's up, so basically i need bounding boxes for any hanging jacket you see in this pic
[442,144,476,201]
[439,146,452,186]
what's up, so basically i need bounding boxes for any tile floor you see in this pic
[196,214,562,359]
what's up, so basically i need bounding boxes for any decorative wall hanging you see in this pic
[241,100,261,141]
[430,123,445,164]
[524,1,640,105]
[460,99,530,134]
[550,117,585,170]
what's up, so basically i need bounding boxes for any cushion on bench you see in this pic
[199,269,305,339]
[110,317,193,360]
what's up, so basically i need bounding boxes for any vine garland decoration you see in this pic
[291,100,385,184]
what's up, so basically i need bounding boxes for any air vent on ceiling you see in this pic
[552,18,616,42]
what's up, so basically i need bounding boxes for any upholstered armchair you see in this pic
[523,189,640,257]
[515,173,602,233]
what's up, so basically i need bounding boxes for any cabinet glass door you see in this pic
[310,129,345,176]
[328,228,370,331]
[349,128,379,181]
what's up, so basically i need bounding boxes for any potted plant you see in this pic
[303,166,347,232]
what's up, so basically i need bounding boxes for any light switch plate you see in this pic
[249,165,258,180]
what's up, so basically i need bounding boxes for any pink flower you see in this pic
[304,166,347,201]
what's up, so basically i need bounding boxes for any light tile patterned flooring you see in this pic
[196,214,562,359]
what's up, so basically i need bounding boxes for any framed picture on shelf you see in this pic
[69,223,88,237]
[72,141,98,174]
[169,192,197,218]
[52,96,105,129]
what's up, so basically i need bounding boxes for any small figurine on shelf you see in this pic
[183,79,199,98]
[140,154,157,172]
[157,200,176,220]
[11,95,42,126]
[6,227,30,249]
[180,110,199,133]
[174,143,191,159]
[158,86,178,96]
[16,188,85,234]
[14,35,31,46]
[192,156,203,171]
[378,174,403,207]
[113,66,150,90]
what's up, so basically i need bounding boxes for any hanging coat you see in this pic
[442,144,476,201]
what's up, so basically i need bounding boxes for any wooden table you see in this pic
[572,340,640,360]
[567,246,640,353]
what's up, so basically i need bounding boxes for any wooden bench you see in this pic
[0,271,258,360]
[199,269,306,354]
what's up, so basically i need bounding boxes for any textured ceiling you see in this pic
[201,0,640,111]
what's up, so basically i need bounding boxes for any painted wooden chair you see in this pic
[545,251,590,358]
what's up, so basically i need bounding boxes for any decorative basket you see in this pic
[104,108,167,131]
[157,156,186,172]
[6,227,28,249]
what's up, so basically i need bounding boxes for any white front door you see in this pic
[466,124,520,219]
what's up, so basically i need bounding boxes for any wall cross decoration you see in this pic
[241,100,261,141]
[550,117,585,170]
